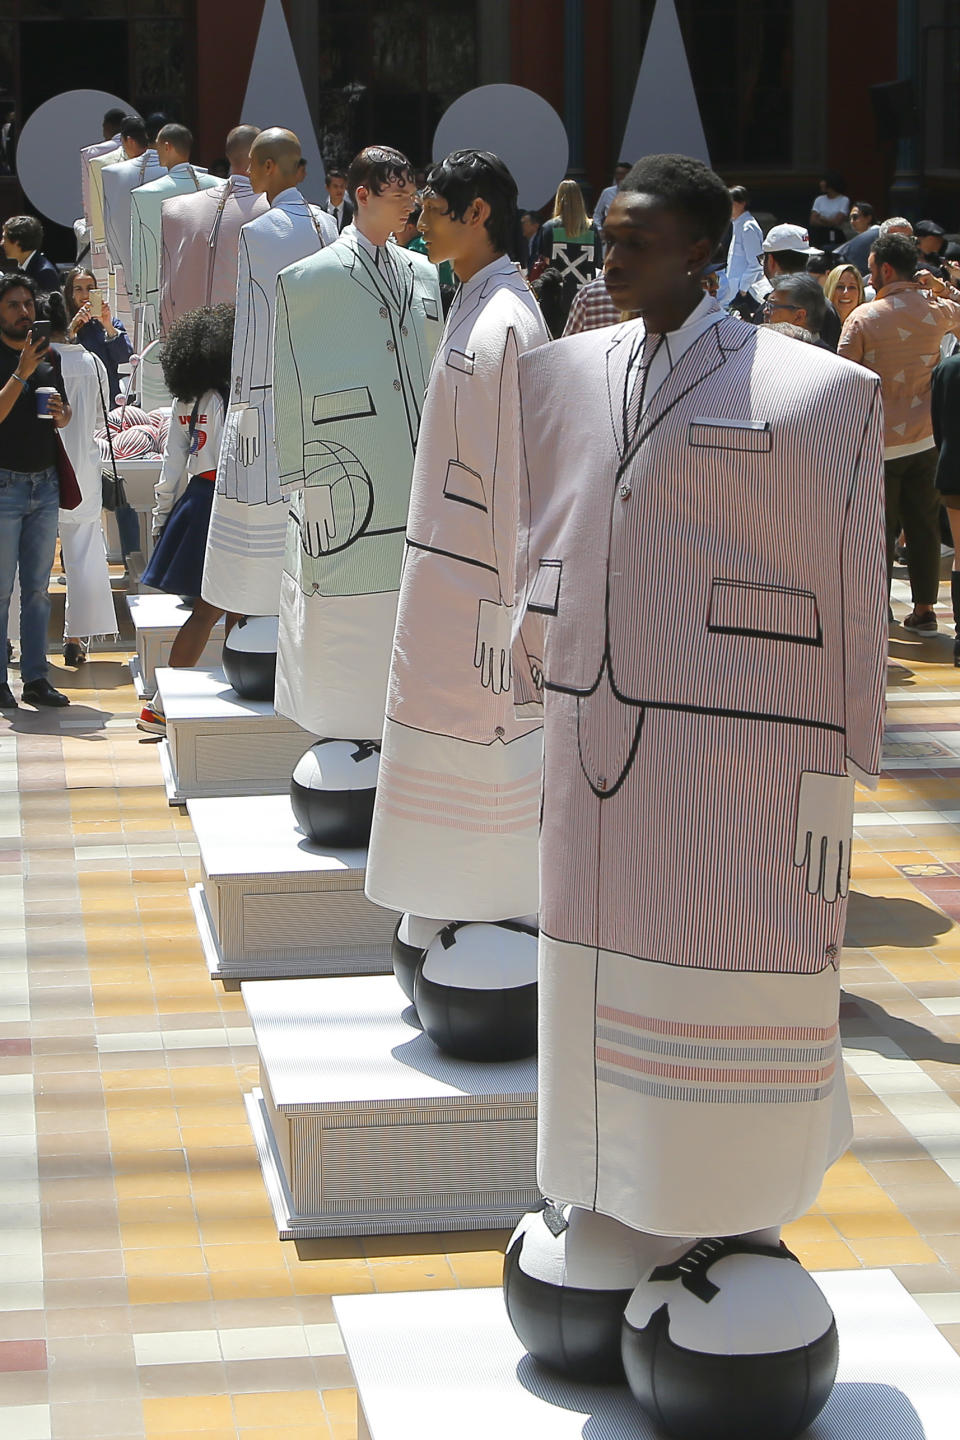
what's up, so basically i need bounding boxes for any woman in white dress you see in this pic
[45,292,118,662]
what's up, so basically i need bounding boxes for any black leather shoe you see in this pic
[21,679,69,708]
[0,682,17,708]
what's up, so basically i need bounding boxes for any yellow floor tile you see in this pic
[209,1269,296,1300]
[181,1126,258,1149]
[240,1429,331,1440]
[290,1261,374,1297]
[126,1274,212,1305]
[369,1258,457,1292]
[785,1239,861,1270]
[234,1391,326,1426]
[124,1245,206,1276]
[832,1211,921,1240]
[121,1220,202,1249]
[114,1171,192,1201]
[848,1236,939,1265]
[142,1395,234,1432]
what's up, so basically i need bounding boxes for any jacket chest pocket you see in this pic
[528,559,562,616]
[689,417,772,452]
[708,578,822,647]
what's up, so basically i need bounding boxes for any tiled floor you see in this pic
[0,569,959,1439]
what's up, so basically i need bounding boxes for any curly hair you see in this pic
[423,150,519,255]
[159,303,235,403]
[621,154,732,251]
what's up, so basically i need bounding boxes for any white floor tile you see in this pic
[133,1328,222,1366]
[0,1404,51,1440]
[218,1324,310,1361]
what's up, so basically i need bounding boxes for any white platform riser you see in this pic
[248,1088,537,1239]
[191,882,392,979]
[244,975,539,1238]
[336,1274,960,1440]
[164,727,309,803]
[127,595,223,696]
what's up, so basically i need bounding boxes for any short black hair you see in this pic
[3,214,43,252]
[346,145,414,206]
[37,288,69,336]
[871,232,918,279]
[120,115,148,147]
[422,149,519,256]
[0,272,38,305]
[729,184,750,208]
[145,112,168,143]
[822,170,845,192]
[852,200,874,219]
[159,303,235,403]
[621,154,732,251]
[103,107,126,129]
[805,252,831,276]
[156,122,192,155]
[772,249,809,274]
[326,167,347,182]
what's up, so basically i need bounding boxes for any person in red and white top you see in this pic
[138,303,238,734]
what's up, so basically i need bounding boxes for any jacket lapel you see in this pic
[604,322,642,461]
[614,315,753,471]
[338,233,405,313]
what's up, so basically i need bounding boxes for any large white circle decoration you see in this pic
[16,89,133,226]
[432,85,569,212]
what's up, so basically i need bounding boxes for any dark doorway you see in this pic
[18,19,130,261]
[19,19,129,124]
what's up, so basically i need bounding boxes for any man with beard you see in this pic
[0,275,72,708]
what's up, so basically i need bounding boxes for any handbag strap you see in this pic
[95,358,121,488]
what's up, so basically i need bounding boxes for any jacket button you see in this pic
[619,483,631,499]
[386,340,396,352]
[494,725,504,738]
[393,379,402,390]
[379,306,388,318]
[401,325,409,336]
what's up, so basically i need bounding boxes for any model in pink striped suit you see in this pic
[503,155,888,1440]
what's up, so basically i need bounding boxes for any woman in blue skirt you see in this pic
[139,304,239,734]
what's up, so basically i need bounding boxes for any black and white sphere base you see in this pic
[621,1236,839,1440]
[391,913,446,1004]
[504,1205,839,1440]
[503,1205,637,1382]
[412,919,538,1062]
[221,615,278,701]
[289,739,379,848]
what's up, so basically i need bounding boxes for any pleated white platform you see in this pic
[243,974,538,1239]
[155,666,315,804]
[188,793,394,981]
[126,594,224,697]
[335,1271,960,1440]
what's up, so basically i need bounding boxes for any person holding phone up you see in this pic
[0,273,72,708]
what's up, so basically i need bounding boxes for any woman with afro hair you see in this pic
[139,303,240,735]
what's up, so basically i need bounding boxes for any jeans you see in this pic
[0,466,59,684]
[884,448,942,606]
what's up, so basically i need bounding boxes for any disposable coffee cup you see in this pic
[35,387,57,420]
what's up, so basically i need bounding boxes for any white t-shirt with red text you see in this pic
[152,389,225,531]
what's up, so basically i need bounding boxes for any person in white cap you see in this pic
[762,224,841,351]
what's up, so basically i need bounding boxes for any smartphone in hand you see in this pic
[30,320,51,351]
